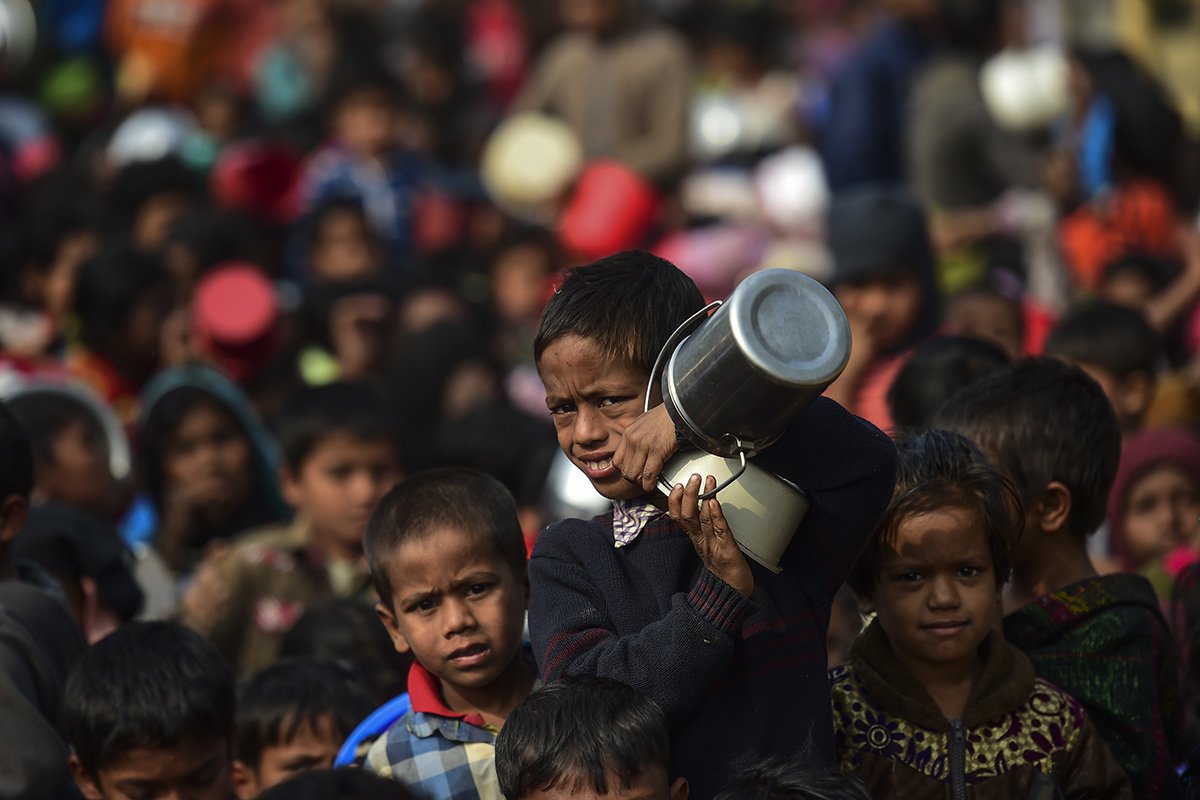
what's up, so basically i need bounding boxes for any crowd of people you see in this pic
[2,0,1200,798]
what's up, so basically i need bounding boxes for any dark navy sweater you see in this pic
[528,397,897,799]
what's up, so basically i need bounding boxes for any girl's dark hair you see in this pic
[259,768,416,800]
[848,429,1021,598]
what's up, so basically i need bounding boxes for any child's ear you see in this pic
[0,494,28,548]
[375,602,412,655]
[278,464,303,510]
[231,759,260,800]
[1115,371,1155,423]
[669,776,689,800]
[1034,481,1072,535]
[68,754,104,800]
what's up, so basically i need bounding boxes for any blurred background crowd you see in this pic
[2,0,1200,684]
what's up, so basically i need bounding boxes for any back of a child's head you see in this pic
[63,621,235,776]
[259,767,416,800]
[714,756,872,800]
[1044,300,1160,380]
[495,676,672,800]
[933,357,1120,538]
[887,334,1011,430]
[280,598,413,703]
[366,467,525,611]
[0,398,36,503]
[236,658,376,772]
[533,250,705,377]
[848,428,1019,598]
[7,390,103,470]
[277,382,400,471]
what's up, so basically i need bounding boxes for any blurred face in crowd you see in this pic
[282,433,401,557]
[539,334,653,502]
[560,0,622,35]
[310,208,382,284]
[525,766,688,800]
[863,506,997,686]
[134,193,194,255]
[335,89,396,158]
[376,525,529,713]
[72,736,234,800]
[43,416,125,520]
[163,402,255,519]
[944,291,1023,361]
[834,273,923,352]
[491,243,553,325]
[1121,463,1200,568]
[233,715,341,799]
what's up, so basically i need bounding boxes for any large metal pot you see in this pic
[661,269,850,458]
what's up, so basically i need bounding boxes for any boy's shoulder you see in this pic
[1004,572,1166,650]
[366,709,500,800]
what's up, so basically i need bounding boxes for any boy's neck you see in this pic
[441,652,536,730]
[308,525,363,563]
[1004,537,1097,614]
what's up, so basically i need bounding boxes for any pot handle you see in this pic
[644,301,744,500]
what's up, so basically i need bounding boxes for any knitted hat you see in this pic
[1107,426,1200,567]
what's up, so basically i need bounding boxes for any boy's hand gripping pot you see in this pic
[653,269,851,572]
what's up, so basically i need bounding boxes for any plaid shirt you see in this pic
[366,649,537,800]
[611,498,665,547]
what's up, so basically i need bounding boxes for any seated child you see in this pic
[138,365,288,571]
[63,620,236,800]
[181,381,402,675]
[495,675,688,800]
[833,428,1131,797]
[1043,301,1160,435]
[1106,426,1200,598]
[934,358,1184,799]
[884,334,1011,431]
[233,658,377,798]
[529,250,897,798]
[365,467,536,800]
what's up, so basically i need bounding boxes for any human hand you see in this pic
[669,474,753,597]
[614,403,678,493]
[180,541,231,634]
[330,293,392,380]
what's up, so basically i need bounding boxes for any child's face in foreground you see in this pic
[1122,463,1200,567]
[233,715,341,799]
[538,335,653,502]
[866,506,997,681]
[526,766,688,800]
[73,737,233,800]
[377,525,528,701]
[282,433,401,554]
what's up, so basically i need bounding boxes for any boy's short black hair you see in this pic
[887,335,1011,430]
[276,382,401,470]
[236,658,376,771]
[63,621,235,776]
[533,250,705,377]
[714,756,872,800]
[365,467,524,611]
[848,429,1019,598]
[7,390,105,469]
[0,399,33,500]
[73,243,170,354]
[495,676,671,800]
[259,767,416,800]
[106,156,203,230]
[932,357,1120,538]
[1044,301,1160,380]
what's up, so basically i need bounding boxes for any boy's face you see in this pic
[538,335,652,502]
[72,737,234,800]
[44,417,124,519]
[232,715,341,800]
[526,766,688,800]
[335,92,396,157]
[163,404,254,518]
[863,506,997,684]
[376,525,528,701]
[282,433,401,555]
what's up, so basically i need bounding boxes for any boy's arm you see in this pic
[528,523,753,727]
[752,397,897,597]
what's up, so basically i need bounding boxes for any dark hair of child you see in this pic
[1103,253,1174,296]
[365,467,525,612]
[279,598,413,703]
[886,335,1011,430]
[932,357,1120,538]
[848,428,1020,598]
[236,658,377,772]
[0,399,34,502]
[73,243,171,355]
[713,755,872,800]
[1044,301,1160,381]
[258,767,416,800]
[62,621,235,777]
[533,250,705,377]
[105,157,204,233]
[495,676,671,800]
[276,382,400,470]
[4,392,99,484]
